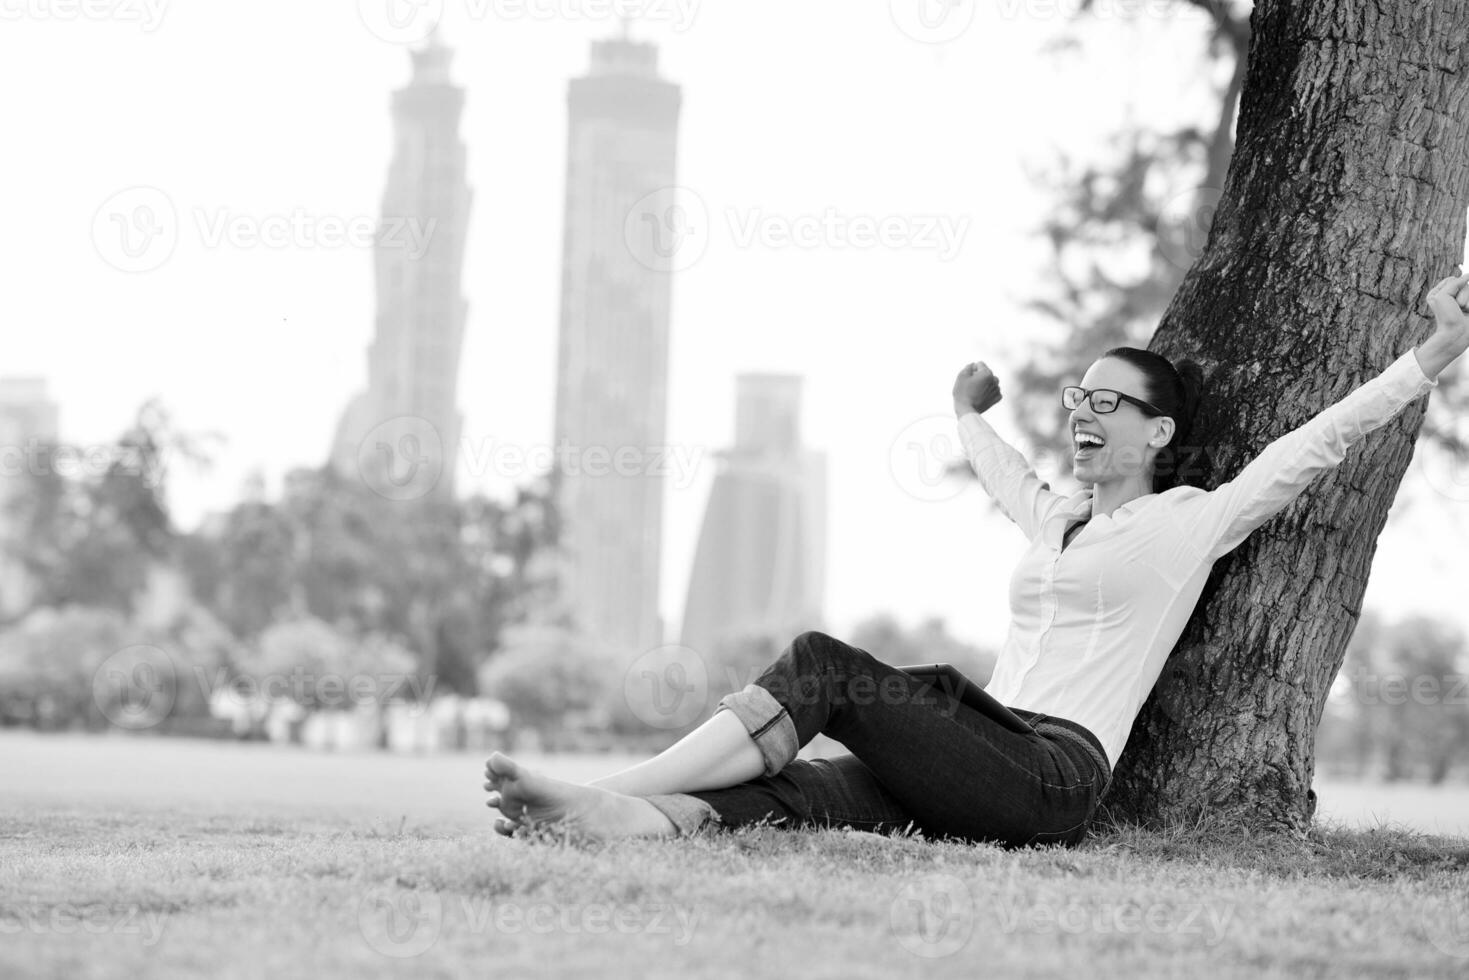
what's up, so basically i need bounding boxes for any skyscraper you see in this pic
[680,375,827,658]
[332,32,472,501]
[552,35,682,653]
[0,378,60,617]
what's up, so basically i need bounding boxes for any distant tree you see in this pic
[4,399,215,617]
[1375,614,1468,785]
[180,466,564,697]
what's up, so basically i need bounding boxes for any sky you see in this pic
[4,0,1468,651]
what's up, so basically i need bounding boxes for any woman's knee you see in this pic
[790,630,872,669]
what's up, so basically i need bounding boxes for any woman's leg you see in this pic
[651,630,1102,846]
[486,630,1101,845]
[588,708,764,796]
[670,752,919,837]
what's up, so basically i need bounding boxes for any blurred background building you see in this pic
[552,34,682,654]
[680,373,827,657]
[331,32,473,501]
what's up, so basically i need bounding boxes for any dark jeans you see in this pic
[642,630,1111,848]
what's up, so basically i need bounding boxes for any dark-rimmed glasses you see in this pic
[1061,386,1164,416]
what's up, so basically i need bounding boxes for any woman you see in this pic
[484,272,1469,846]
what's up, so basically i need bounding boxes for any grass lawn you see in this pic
[2,733,1468,979]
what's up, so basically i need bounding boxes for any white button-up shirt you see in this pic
[957,348,1438,770]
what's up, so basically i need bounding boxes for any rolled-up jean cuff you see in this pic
[716,683,798,776]
[644,793,721,838]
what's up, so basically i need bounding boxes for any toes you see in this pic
[486,751,520,781]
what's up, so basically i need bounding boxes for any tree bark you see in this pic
[1103,0,1469,831]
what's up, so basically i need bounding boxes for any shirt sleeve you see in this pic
[956,411,1071,542]
[1179,348,1438,562]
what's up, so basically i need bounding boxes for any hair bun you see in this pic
[1174,359,1205,414]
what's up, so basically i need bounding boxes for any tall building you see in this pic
[680,375,827,658]
[552,35,682,653]
[0,378,60,617]
[331,31,472,500]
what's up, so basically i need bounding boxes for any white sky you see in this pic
[4,0,1468,651]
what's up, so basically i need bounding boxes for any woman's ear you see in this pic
[1151,417,1175,447]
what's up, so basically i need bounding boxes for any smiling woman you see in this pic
[1064,346,1210,516]
[478,273,1469,848]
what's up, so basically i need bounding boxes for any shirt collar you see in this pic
[1073,485,1159,520]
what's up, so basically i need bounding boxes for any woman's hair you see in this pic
[1098,346,1210,493]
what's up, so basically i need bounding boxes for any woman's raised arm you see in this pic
[952,361,1069,542]
[1177,272,1469,563]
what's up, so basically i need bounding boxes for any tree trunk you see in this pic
[1104,0,1469,832]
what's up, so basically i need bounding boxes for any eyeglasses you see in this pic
[1060,385,1164,416]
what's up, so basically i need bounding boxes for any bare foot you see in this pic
[482,752,676,840]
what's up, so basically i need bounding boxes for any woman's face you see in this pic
[1068,357,1174,487]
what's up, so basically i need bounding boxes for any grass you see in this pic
[2,733,1468,978]
[3,801,1469,979]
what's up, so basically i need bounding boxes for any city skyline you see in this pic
[7,4,1468,651]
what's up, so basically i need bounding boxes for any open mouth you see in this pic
[1074,433,1106,459]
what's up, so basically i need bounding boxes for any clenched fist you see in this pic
[953,361,1002,417]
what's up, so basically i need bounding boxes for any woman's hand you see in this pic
[953,361,1002,417]
[1416,271,1469,380]
[1427,271,1469,351]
